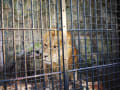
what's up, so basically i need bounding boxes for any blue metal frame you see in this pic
[0,0,119,90]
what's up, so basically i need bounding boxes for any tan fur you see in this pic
[42,30,79,80]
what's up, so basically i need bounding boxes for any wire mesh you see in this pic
[0,0,120,90]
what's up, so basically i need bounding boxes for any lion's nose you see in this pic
[44,55,48,58]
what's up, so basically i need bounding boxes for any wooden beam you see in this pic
[62,0,68,70]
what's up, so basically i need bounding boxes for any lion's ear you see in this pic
[51,31,55,36]
[50,30,58,37]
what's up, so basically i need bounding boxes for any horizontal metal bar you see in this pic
[0,62,120,83]
[0,28,119,32]
[0,28,57,31]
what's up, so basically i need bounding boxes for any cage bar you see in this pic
[0,0,119,90]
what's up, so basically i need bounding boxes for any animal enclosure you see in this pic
[0,0,120,90]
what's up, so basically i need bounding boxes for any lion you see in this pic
[42,30,79,81]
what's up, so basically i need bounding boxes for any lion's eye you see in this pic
[54,45,57,48]
[44,43,48,47]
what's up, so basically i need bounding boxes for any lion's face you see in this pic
[42,31,62,64]
[42,30,79,81]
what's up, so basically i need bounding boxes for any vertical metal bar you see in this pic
[61,0,68,69]
[110,0,114,60]
[12,0,18,89]
[56,0,62,89]
[36,0,42,88]
[39,0,46,89]
[94,0,100,90]
[21,0,28,89]
[17,0,21,79]
[111,0,117,63]
[37,0,39,29]
[110,0,115,64]
[48,1,51,90]
[70,0,76,89]
[48,0,54,89]
[116,1,119,60]
[115,0,119,62]
[89,0,95,90]
[105,0,109,63]
[0,0,3,78]
[114,0,118,89]
[1,0,6,90]
[60,0,69,89]
[17,0,20,43]
[31,0,37,89]
[53,0,56,28]
[100,0,106,89]
[76,0,83,89]
[105,0,111,89]
[110,0,115,89]
[0,32,3,82]
[0,32,3,73]
[48,0,51,29]
[45,0,48,28]
[83,0,88,89]
[116,0,120,63]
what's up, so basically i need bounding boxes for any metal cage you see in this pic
[0,0,120,90]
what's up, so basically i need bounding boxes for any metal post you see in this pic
[61,0,68,65]
[12,0,18,89]
[21,0,28,89]
[31,0,37,89]
[60,0,69,89]
[0,31,3,72]
[1,0,6,89]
